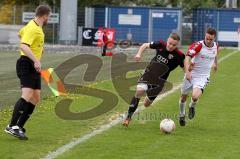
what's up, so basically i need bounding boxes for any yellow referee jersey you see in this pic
[19,20,44,60]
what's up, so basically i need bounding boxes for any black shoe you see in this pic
[188,107,195,120]
[5,125,18,138]
[4,125,28,140]
[179,116,186,126]
[21,127,26,133]
[18,127,28,140]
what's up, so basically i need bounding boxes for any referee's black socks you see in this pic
[17,102,35,128]
[127,96,140,119]
[9,98,27,127]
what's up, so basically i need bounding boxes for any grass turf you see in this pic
[0,48,239,159]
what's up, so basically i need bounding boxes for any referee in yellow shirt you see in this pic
[5,5,51,140]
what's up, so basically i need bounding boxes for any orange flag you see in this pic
[41,68,66,96]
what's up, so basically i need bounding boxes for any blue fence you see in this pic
[192,8,240,46]
[94,6,182,44]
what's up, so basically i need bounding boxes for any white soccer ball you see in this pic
[160,118,176,134]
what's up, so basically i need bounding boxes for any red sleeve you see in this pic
[186,42,202,58]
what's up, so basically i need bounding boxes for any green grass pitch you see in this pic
[0,48,239,159]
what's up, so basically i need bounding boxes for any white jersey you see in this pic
[187,40,218,77]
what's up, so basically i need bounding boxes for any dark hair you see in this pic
[206,28,216,37]
[35,5,51,17]
[169,32,180,41]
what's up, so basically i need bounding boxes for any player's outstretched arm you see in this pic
[184,55,192,81]
[212,57,218,73]
[20,43,41,72]
[212,45,220,73]
[134,43,150,61]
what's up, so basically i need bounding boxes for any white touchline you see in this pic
[43,50,239,159]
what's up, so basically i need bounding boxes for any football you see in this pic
[160,118,176,134]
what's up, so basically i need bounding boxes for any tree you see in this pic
[0,0,15,24]
[180,0,226,15]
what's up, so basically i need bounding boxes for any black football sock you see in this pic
[127,96,140,119]
[102,45,107,56]
[9,98,27,127]
[17,102,35,128]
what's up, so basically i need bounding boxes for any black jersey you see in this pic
[139,40,185,85]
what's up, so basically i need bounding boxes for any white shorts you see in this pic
[181,76,209,95]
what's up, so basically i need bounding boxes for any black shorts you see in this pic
[138,69,172,102]
[16,56,41,90]
[138,77,165,102]
[145,83,164,101]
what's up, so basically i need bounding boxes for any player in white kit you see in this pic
[179,28,219,126]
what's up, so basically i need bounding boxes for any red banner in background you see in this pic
[97,27,116,48]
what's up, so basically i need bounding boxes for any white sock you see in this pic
[179,100,186,117]
[189,98,198,108]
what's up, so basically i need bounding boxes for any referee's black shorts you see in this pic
[16,56,41,90]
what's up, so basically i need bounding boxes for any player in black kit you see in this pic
[122,33,185,127]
